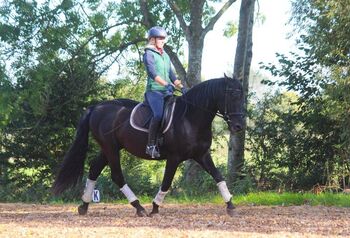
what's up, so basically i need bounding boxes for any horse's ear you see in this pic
[223,73,230,83]
[223,73,234,83]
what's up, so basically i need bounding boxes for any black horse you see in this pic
[52,76,244,217]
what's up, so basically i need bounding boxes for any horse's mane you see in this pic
[179,77,228,107]
[171,77,232,122]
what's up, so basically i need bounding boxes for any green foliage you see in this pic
[251,0,350,192]
[291,0,350,66]
[223,21,238,38]
[0,64,13,126]
[0,0,143,202]
[174,163,226,197]
[247,85,346,190]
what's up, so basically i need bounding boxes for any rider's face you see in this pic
[155,37,166,49]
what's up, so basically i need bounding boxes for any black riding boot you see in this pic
[146,118,161,158]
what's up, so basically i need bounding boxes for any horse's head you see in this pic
[218,76,245,134]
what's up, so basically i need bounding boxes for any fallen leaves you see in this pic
[0,203,349,237]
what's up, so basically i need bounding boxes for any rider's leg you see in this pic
[146,117,161,158]
[145,91,164,158]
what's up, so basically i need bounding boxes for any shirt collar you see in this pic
[145,45,163,55]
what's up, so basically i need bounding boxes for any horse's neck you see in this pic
[181,94,218,130]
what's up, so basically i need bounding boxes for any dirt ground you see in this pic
[0,203,349,238]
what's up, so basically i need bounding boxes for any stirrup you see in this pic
[146,145,160,158]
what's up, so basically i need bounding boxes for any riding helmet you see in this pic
[148,26,167,39]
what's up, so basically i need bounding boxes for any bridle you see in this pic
[215,84,245,123]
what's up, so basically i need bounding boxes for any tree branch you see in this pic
[203,0,237,36]
[91,38,145,65]
[166,0,190,38]
[164,45,187,82]
[139,0,155,27]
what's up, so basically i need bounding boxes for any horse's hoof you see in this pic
[149,210,159,217]
[78,205,88,215]
[226,208,236,217]
[136,209,148,217]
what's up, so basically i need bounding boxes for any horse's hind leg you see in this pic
[104,144,147,217]
[78,152,108,215]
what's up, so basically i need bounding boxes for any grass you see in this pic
[134,192,350,207]
[232,192,350,207]
[76,192,350,207]
[32,192,350,207]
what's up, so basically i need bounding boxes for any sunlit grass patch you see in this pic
[50,191,350,207]
[232,192,350,207]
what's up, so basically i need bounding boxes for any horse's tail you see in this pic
[52,106,94,195]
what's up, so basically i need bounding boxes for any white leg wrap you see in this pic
[217,181,232,202]
[120,184,138,203]
[153,189,168,206]
[81,179,96,203]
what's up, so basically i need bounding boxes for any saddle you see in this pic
[130,96,177,134]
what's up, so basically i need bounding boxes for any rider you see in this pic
[143,26,186,158]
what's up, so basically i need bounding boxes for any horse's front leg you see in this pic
[194,151,235,216]
[150,158,180,216]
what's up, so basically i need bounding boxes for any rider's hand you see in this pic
[165,84,175,93]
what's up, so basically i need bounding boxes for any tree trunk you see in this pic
[186,35,204,86]
[227,0,255,185]
[180,1,206,183]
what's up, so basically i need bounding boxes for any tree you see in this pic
[246,90,338,190]
[255,0,350,190]
[291,0,350,67]
[227,0,256,185]
[0,0,123,200]
[290,0,350,159]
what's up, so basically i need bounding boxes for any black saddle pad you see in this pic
[130,96,177,133]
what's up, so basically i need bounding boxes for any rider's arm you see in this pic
[169,66,184,89]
